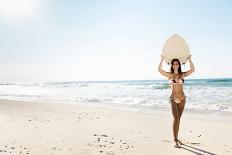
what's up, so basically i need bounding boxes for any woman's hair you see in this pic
[170,59,182,75]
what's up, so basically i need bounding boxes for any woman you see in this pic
[158,55,195,148]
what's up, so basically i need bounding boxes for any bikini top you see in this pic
[169,78,184,84]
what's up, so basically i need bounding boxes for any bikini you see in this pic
[169,78,186,104]
[169,78,184,84]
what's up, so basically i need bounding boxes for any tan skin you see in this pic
[158,55,195,148]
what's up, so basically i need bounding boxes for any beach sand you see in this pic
[0,99,231,155]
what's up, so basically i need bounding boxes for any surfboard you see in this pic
[162,34,190,65]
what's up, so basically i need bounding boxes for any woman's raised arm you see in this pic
[158,55,170,78]
[182,55,195,78]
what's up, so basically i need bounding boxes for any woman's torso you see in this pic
[169,74,186,99]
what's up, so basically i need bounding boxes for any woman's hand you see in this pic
[187,55,192,60]
[161,55,164,60]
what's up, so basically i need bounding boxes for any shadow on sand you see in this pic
[180,143,217,155]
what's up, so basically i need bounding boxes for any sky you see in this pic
[0,0,231,82]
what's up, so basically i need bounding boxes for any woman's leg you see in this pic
[176,99,186,144]
[170,99,180,147]
[177,98,186,119]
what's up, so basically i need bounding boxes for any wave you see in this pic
[207,78,232,83]
[152,84,169,89]
[1,78,232,112]
[45,82,89,88]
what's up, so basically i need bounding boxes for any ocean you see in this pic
[0,78,232,113]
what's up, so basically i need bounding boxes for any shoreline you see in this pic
[0,99,231,154]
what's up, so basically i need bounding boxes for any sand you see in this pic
[0,99,231,155]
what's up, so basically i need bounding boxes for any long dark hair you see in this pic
[170,59,182,76]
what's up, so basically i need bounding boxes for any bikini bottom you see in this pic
[169,96,186,104]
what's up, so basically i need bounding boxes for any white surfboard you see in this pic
[162,34,190,65]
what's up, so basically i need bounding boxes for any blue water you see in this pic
[0,78,232,112]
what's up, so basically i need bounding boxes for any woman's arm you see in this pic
[182,55,195,78]
[158,55,170,78]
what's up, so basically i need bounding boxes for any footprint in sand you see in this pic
[87,134,134,153]
[162,139,171,143]
[0,143,30,154]
[223,144,230,153]
[49,142,73,154]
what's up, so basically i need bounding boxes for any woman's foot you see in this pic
[177,139,183,145]
[174,140,181,148]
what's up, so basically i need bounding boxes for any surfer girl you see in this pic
[158,55,195,148]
